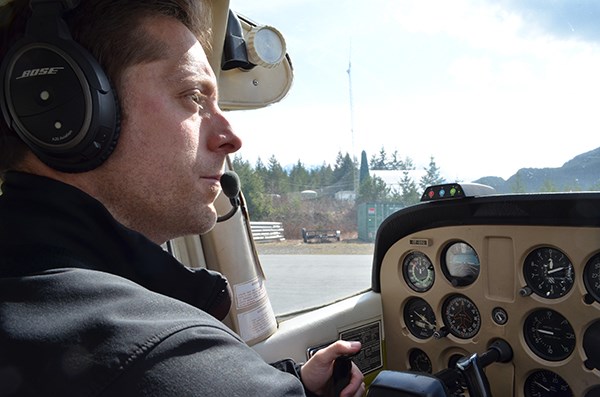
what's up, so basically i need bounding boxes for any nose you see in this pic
[207,108,242,154]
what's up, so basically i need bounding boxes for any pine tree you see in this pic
[389,150,405,170]
[400,169,420,206]
[419,156,445,191]
[231,155,272,220]
[359,150,370,185]
[358,175,390,203]
[265,155,288,194]
[289,160,311,192]
[332,152,356,191]
[369,147,387,170]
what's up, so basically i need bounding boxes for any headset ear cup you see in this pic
[0,3,120,173]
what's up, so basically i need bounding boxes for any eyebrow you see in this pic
[165,58,217,96]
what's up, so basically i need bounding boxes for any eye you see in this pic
[189,91,206,109]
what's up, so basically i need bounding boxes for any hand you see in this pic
[300,340,365,397]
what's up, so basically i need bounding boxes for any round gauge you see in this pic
[404,298,437,339]
[403,251,435,292]
[523,247,574,299]
[408,349,432,373]
[524,369,573,397]
[585,386,600,397]
[583,319,600,371]
[583,252,600,304]
[442,242,480,286]
[247,26,287,67]
[524,309,575,361]
[442,294,481,339]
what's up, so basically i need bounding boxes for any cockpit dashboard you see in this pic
[372,186,600,396]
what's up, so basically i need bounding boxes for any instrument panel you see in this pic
[373,193,600,397]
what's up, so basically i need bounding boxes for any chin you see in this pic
[196,206,218,235]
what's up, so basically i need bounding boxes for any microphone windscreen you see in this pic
[220,171,240,199]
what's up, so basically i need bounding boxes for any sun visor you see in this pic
[214,10,294,111]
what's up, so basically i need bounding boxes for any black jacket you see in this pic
[0,172,308,396]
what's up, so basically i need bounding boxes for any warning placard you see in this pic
[340,321,383,374]
[233,277,268,310]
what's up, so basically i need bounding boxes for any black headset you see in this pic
[0,0,119,173]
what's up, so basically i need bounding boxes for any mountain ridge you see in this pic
[474,147,600,193]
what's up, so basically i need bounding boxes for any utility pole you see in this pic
[347,45,359,193]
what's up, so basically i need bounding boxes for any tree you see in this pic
[389,150,404,170]
[265,155,288,194]
[397,156,418,205]
[359,150,370,185]
[310,162,334,191]
[254,157,268,188]
[402,156,415,171]
[332,152,356,191]
[369,147,387,170]
[419,156,445,191]
[231,155,272,220]
[357,175,390,203]
[232,151,456,231]
[511,173,526,193]
[589,180,600,191]
[289,160,310,192]
[540,179,557,192]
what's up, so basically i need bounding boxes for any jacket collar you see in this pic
[0,171,230,318]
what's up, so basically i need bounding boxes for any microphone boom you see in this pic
[216,171,241,223]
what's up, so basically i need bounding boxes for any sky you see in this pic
[225,0,600,183]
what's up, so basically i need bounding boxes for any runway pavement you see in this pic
[258,254,373,315]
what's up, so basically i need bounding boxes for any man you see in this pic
[0,1,365,396]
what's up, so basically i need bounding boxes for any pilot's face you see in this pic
[98,16,242,243]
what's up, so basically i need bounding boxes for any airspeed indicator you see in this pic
[403,251,435,292]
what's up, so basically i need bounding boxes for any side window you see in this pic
[255,228,374,316]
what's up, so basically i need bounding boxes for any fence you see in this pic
[250,221,285,243]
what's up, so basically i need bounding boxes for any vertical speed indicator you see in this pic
[584,252,600,304]
[524,309,575,361]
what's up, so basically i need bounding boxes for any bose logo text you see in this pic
[16,67,65,80]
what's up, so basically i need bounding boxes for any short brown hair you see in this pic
[0,0,212,174]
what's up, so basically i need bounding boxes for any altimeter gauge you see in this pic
[523,247,574,299]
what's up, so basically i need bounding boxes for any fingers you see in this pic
[340,362,365,397]
[348,382,366,397]
[300,340,364,396]
[316,340,362,364]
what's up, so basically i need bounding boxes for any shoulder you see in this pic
[0,267,253,396]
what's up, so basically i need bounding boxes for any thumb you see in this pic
[317,340,362,363]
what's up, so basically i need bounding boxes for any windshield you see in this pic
[226,0,600,316]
